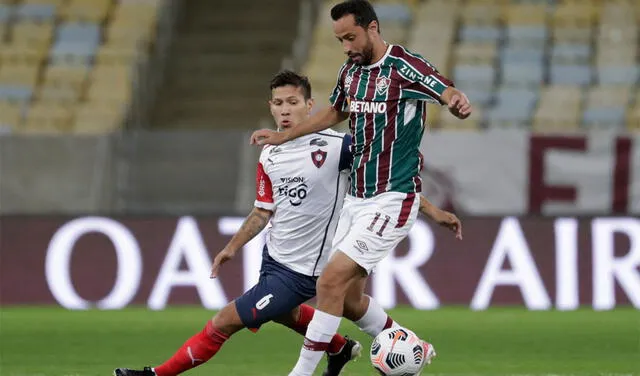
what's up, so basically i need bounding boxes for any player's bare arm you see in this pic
[250,106,349,146]
[441,87,472,120]
[418,195,463,240]
[210,207,273,278]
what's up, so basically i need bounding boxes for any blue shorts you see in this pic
[235,246,317,331]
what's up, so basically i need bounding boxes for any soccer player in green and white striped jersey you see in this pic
[250,2,471,375]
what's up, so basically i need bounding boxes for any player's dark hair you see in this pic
[270,70,312,100]
[330,0,380,33]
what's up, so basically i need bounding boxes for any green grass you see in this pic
[0,307,638,376]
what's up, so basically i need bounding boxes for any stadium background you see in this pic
[0,0,638,375]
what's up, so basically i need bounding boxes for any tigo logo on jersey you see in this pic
[349,100,388,114]
[311,149,327,168]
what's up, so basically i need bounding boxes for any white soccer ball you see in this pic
[370,327,431,376]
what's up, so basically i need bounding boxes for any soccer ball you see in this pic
[370,327,433,376]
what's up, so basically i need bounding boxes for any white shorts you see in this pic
[331,191,420,274]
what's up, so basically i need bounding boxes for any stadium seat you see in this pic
[15,3,56,22]
[550,44,591,64]
[502,63,543,87]
[552,3,599,28]
[74,102,125,133]
[459,25,502,43]
[373,3,411,23]
[21,102,73,133]
[595,48,636,66]
[86,65,133,104]
[627,104,640,131]
[0,101,24,129]
[485,106,531,128]
[382,23,407,45]
[504,4,547,26]
[0,4,11,23]
[453,64,495,88]
[104,25,151,50]
[61,0,112,22]
[552,27,593,44]
[582,108,626,129]
[463,88,494,107]
[454,43,496,65]
[532,110,581,133]
[11,22,55,47]
[22,0,66,5]
[42,65,89,90]
[460,4,501,25]
[56,22,101,44]
[36,85,83,103]
[0,64,40,87]
[538,85,583,110]
[495,87,538,110]
[50,41,98,65]
[585,86,631,110]
[500,46,544,65]
[597,65,640,85]
[0,85,33,102]
[505,26,548,46]
[0,44,48,65]
[95,46,139,66]
[550,64,593,86]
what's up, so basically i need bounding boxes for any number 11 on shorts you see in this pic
[367,212,391,237]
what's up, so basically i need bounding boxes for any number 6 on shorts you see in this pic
[255,293,274,310]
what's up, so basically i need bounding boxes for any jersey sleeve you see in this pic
[396,50,454,105]
[254,154,275,211]
[338,134,353,171]
[329,63,349,112]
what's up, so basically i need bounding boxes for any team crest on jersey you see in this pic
[375,76,391,95]
[311,149,327,168]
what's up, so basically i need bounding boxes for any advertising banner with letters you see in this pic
[420,131,640,215]
[1,216,638,310]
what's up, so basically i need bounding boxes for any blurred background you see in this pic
[0,0,637,216]
[0,1,638,374]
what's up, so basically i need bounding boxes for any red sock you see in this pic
[289,304,347,354]
[383,315,395,330]
[154,321,229,376]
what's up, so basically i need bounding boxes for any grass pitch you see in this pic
[0,306,638,376]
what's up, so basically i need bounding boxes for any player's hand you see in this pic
[448,91,472,120]
[433,210,463,240]
[250,129,287,146]
[210,248,236,278]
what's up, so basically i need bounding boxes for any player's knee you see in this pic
[211,302,245,336]
[316,272,346,298]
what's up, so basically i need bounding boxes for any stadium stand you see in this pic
[0,0,159,134]
[303,0,640,132]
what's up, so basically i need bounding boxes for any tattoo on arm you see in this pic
[239,209,271,239]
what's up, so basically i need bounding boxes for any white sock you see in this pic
[289,310,342,376]
[355,295,400,337]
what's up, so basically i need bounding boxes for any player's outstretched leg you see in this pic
[275,304,362,376]
[114,301,244,376]
[289,252,364,376]
[343,278,401,337]
[342,278,437,366]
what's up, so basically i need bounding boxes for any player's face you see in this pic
[333,14,376,66]
[269,85,313,130]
